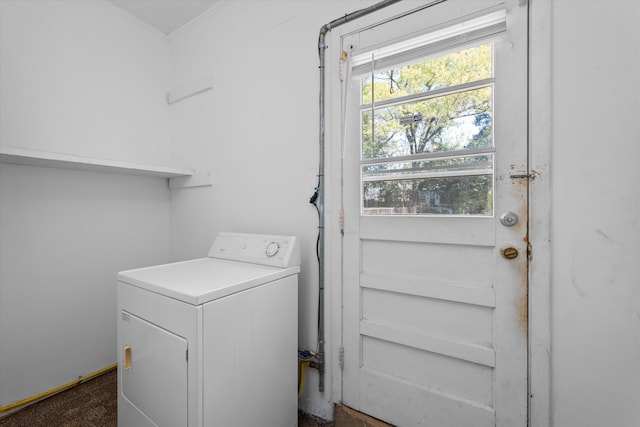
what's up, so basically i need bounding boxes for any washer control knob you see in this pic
[266,241,279,257]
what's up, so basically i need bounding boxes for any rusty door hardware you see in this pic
[500,247,519,260]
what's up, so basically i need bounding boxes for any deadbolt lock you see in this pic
[500,246,519,260]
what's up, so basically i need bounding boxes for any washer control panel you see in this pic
[208,232,300,268]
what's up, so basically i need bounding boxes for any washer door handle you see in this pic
[124,346,132,370]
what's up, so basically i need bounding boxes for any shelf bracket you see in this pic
[169,171,213,189]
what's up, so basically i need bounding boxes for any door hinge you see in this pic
[339,209,344,235]
[527,242,533,260]
[339,347,344,369]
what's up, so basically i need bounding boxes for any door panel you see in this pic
[362,336,494,405]
[362,238,494,286]
[362,289,494,346]
[360,369,495,427]
[338,1,528,426]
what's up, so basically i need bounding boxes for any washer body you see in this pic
[117,233,300,427]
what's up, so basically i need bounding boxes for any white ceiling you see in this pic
[109,0,219,35]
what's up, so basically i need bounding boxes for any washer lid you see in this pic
[118,258,300,305]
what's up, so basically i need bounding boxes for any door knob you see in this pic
[500,211,519,227]
[500,246,519,260]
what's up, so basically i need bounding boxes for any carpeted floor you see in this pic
[0,369,331,426]
[0,369,117,427]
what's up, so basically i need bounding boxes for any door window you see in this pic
[359,43,495,216]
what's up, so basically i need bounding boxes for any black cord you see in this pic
[309,188,319,205]
[309,185,320,262]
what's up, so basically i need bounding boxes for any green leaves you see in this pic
[361,44,493,160]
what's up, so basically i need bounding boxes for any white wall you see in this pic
[0,165,170,407]
[0,0,172,407]
[167,1,382,418]
[0,0,170,164]
[549,1,640,426]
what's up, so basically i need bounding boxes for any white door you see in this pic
[337,1,528,426]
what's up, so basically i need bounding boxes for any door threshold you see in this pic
[334,404,394,427]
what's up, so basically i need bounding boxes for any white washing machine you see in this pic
[117,232,300,427]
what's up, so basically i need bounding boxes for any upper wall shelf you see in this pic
[0,146,194,179]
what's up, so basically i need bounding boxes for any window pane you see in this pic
[361,44,493,105]
[363,175,493,216]
[362,87,493,160]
